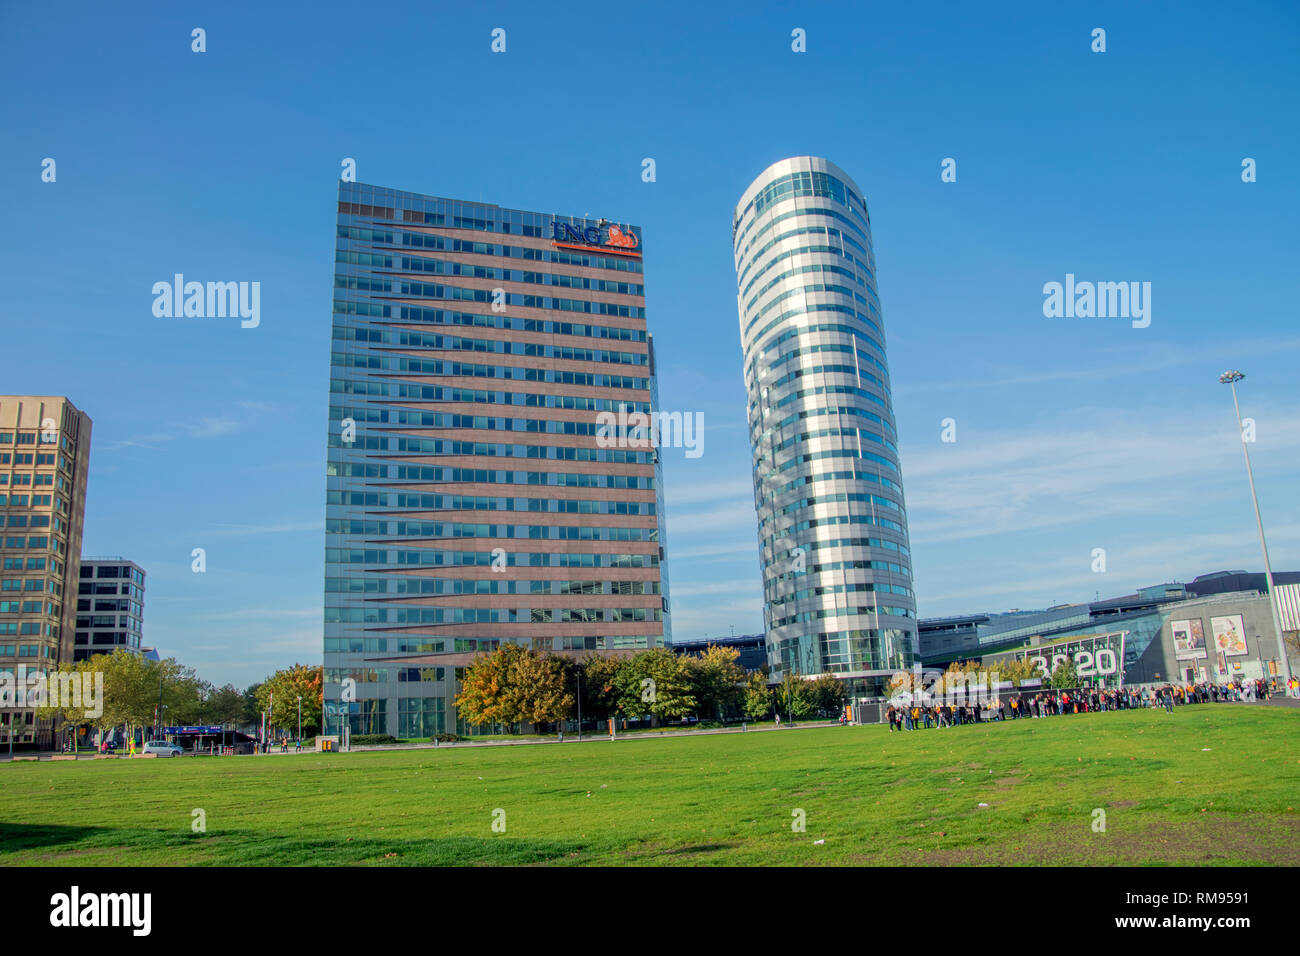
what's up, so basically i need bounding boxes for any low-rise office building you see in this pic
[74,558,146,661]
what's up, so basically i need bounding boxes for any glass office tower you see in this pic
[732,157,916,697]
[325,183,670,737]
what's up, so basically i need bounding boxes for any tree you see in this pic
[240,683,263,727]
[778,673,814,720]
[614,648,695,724]
[686,644,745,721]
[504,646,572,730]
[255,664,323,737]
[578,653,623,722]
[743,671,773,720]
[454,644,573,731]
[33,658,100,746]
[204,684,247,726]
[804,673,847,717]
[1050,657,1079,689]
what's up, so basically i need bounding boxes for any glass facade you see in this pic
[732,158,917,695]
[324,183,671,736]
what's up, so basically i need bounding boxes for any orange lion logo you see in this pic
[606,224,639,249]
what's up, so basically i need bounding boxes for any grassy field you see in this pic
[1,706,1296,866]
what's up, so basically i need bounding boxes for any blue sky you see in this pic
[3,1,1298,687]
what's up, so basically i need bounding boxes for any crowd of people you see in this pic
[884,678,1278,732]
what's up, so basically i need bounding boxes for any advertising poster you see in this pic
[1211,615,1249,657]
[1171,619,1208,660]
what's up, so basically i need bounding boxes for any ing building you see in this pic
[732,157,917,697]
[74,558,146,661]
[324,182,671,738]
[0,396,92,749]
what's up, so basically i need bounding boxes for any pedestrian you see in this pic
[885,705,896,732]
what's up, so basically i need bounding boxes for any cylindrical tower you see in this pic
[732,156,916,697]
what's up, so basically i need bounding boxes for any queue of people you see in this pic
[883,679,1270,732]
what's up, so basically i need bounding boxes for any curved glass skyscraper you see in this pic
[732,157,916,696]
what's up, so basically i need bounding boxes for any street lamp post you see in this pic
[1219,370,1293,690]
[297,696,302,743]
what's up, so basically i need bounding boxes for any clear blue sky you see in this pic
[3,0,1297,687]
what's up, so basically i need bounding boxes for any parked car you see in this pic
[142,740,183,757]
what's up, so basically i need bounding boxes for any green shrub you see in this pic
[350,734,397,746]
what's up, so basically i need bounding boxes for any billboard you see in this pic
[1171,619,1208,660]
[1210,615,1249,657]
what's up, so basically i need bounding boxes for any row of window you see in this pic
[328,435,655,466]
[78,582,144,598]
[0,474,59,488]
[78,565,144,583]
[333,326,646,366]
[337,227,644,274]
[1,557,55,572]
[326,606,663,625]
[1,578,57,593]
[746,300,881,354]
[337,261,645,297]
[325,490,655,516]
[773,535,910,560]
[754,322,889,378]
[333,379,651,414]
[326,548,660,569]
[75,599,142,614]
[746,261,876,317]
[328,463,655,491]
[768,490,900,517]
[772,604,915,627]
[330,352,649,391]
[3,515,51,528]
[330,407,649,438]
[762,465,904,507]
[326,519,657,542]
[773,447,898,479]
[771,423,897,458]
[738,225,872,292]
[325,667,446,683]
[1,535,63,551]
[765,513,907,544]
[323,634,658,655]
[736,204,873,278]
[768,558,911,584]
[75,615,141,630]
[768,580,916,610]
[324,577,660,596]
[0,432,76,450]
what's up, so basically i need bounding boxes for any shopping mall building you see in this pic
[919,570,1300,688]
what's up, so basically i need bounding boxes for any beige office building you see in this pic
[0,396,92,750]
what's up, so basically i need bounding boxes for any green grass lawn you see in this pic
[1,706,1296,866]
